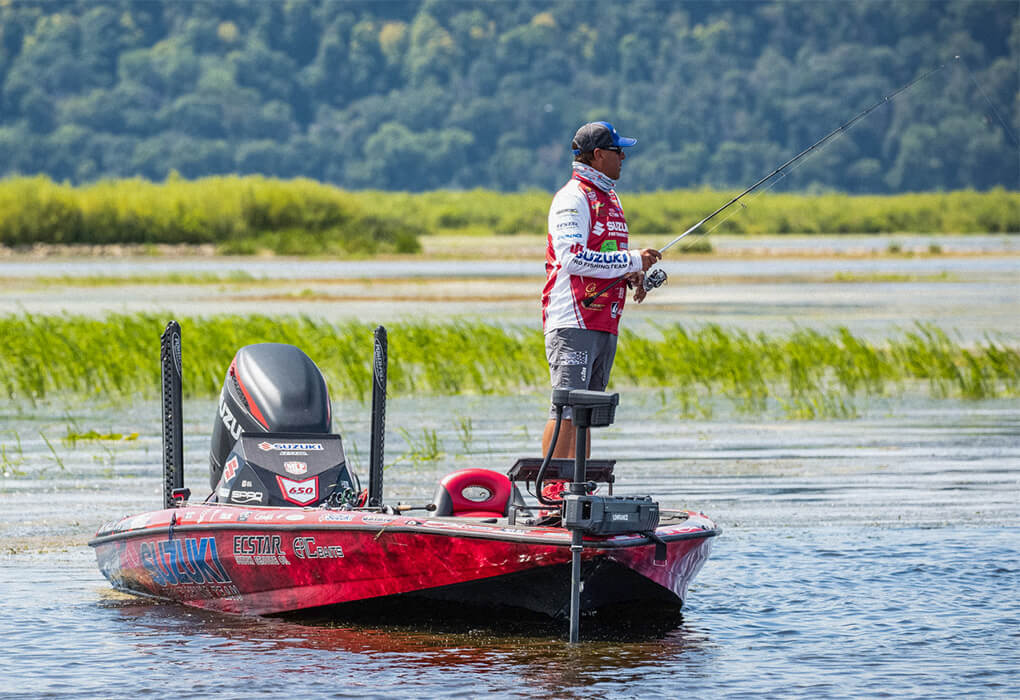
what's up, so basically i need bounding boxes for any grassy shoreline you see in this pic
[1,176,1016,257]
[3,232,1017,266]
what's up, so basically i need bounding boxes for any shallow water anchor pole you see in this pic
[567,414,589,643]
[568,530,584,643]
[160,321,184,510]
[368,326,387,508]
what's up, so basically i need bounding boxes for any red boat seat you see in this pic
[431,468,514,518]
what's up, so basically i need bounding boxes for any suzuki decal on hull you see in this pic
[139,537,231,587]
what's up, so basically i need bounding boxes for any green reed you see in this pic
[0,314,1016,418]
[12,271,260,287]
[0,175,422,254]
[1,177,1016,254]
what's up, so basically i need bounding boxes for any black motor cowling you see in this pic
[216,432,355,508]
[209,343,332,489]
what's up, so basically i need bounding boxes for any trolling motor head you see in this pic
[550,390,660,535]
[551,388,618,428]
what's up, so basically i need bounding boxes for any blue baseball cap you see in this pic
[571,121,637,154]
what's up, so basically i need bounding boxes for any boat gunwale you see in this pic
[87,516,720,549]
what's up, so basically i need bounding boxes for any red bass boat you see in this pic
[90,323,718,640]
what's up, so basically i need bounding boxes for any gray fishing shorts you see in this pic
[545,328,618,420]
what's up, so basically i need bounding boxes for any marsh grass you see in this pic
[1,177,1016,256]
[455,416,474,452]
[395,427,443,466]
[62,429,139,445]
[352,187,1020,236]
[0,431,25,476]
[11,272,260,288]
[0,176,422,255]
[829,271,955,283]
[39,432,65,470]
[0,314,1016,419]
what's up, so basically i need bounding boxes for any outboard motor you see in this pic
[209,343,353,507]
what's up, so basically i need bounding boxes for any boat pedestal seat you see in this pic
[431,468,518,518]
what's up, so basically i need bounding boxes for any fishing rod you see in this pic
[581,59,955,307]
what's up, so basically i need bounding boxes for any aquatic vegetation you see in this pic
[0,176,422,255]
[0,177,1016,256]
[0,314,1017,419]
[455,415,474,452]
[10,271,260,288]
[828,271,955,283]
[39,432,65,471]
[395,427,443,466]
[0,431,25,477]
[62,430,139,446]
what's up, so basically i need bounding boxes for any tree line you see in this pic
[0,0,1016,194]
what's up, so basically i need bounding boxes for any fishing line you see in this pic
[582,59,955,305]
[673,55,1017,255]
[955,54,1019,148]
[674,170,789,253]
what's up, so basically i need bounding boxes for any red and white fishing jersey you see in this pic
[542,165,642,335]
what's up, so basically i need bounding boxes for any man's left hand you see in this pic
[627,271,647,303]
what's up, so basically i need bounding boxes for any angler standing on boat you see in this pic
[541,121,661,458]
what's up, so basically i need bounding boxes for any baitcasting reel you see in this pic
[643,267,667,292]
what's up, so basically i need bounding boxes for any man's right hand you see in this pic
[639,248,662,271]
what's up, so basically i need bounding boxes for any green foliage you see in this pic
[0,175,421,253]
[1,315,1016,420]
[4,178,1012,250]
[0,1,1016,193]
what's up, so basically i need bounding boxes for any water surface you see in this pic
[4,234,1018,342]
[1,395,1017,698]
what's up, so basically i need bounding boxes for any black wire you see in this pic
[535,405,564,506]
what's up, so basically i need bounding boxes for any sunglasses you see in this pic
[598,146,623,154]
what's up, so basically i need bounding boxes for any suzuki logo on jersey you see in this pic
[592,221,605,237]
[219,395,242,440]
[258,442,324,452]
[606,220,628,233]
[576,249,629,265]
[276,475,319,505]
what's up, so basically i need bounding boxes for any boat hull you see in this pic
[90,505,717,618]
